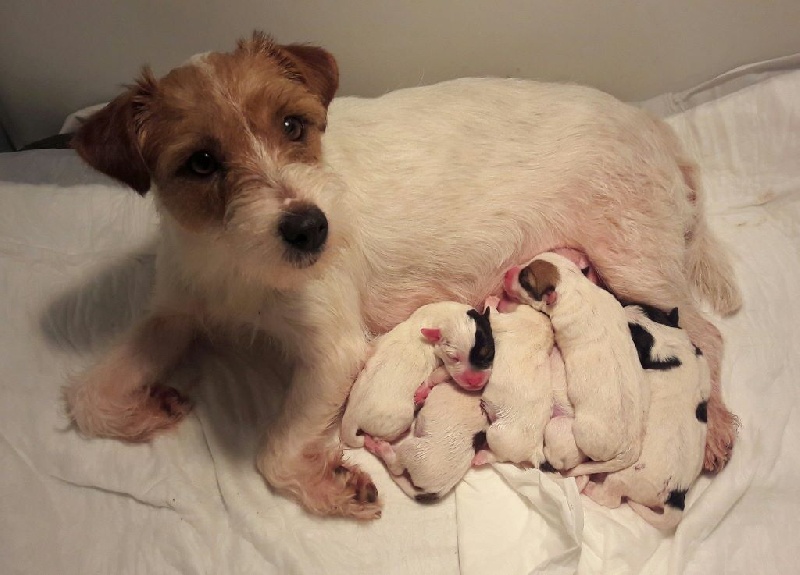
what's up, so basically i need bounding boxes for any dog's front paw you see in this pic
[65,379,192,442]
[704,397,739,472]
[259,442,382,520]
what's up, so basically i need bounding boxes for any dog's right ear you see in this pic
[71,70,156,195]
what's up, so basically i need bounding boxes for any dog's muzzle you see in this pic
[278,205,329,254]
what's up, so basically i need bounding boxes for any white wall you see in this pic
[2,0,800,147]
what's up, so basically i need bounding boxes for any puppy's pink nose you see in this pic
[458,370,490,390]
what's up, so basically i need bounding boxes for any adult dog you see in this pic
[65,32,740,519]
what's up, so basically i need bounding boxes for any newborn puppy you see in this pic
[473,305,554,467]
[504,252,648,476]
[582,305,711,530]
[364,382,487,502]
[341,302,493,447]
[542,346,585,471]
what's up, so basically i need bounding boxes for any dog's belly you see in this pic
[323,78,691,334]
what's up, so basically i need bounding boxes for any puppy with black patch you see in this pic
[582,304,711,530]
[473,304,554,467]
[340,302,493,447]
[504,252,649,476]
[363,382,488,502]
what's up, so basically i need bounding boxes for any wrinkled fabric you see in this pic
[2,70,800,575]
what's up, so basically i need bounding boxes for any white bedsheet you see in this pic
[2,70,799,575]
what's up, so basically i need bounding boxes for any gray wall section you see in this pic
[2,0,800,148]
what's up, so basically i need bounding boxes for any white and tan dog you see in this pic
[363,382,488,502]
[65,32,740,519]
[582,305,711,530]
[505,252,649,476]
[341,301,494,447]
[473,304,554,467]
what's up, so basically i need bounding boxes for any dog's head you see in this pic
[72,32,346,289]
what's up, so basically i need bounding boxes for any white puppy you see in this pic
[473,305,554,467]
[341,302,494,447]
[542,347,585,471]
[364,382,487,502]
[505,252,649,476]
[66,33,741,518]
[582,305,711,530]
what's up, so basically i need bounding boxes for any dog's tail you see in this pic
[627,500,683,531]
[680,159,742,316]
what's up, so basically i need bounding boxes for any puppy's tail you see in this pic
[627,501,683,531]
[681,160,742,316]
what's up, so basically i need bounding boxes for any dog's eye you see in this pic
[186,151,219,177]
[283,116,305,142]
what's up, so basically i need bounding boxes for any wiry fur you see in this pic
[364,382,487,501]
[582,305,711,530]
[475,305,554,466]
[506,252,649,476]
[340,301,485,447]
[65,32,740,519]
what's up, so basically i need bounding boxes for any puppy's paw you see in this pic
[471,449,494,467]
[413,384,430,406]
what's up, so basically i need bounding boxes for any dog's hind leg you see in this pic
[64,311,196,441]
[678,305,739,472]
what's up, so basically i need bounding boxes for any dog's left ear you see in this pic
[282,44,339,108]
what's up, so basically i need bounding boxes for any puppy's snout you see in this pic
[279,206,329,252]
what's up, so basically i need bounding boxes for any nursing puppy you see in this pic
[363,382,487,502]
[341,302,494,447]
[582,305,711,530]
[505,252,648,476]
[66,32,740,519]
[542,347,585,471]
[473,304,554,467]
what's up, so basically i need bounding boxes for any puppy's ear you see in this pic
[72,70,156,195]
[421,328,442,343]
[281,43,339,108]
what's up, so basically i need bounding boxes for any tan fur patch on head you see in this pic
[519,259,561,301]
[72,31,339,234]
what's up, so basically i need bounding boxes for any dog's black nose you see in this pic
[279,206,329,252]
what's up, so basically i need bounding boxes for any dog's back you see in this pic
[323,78,734,332]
